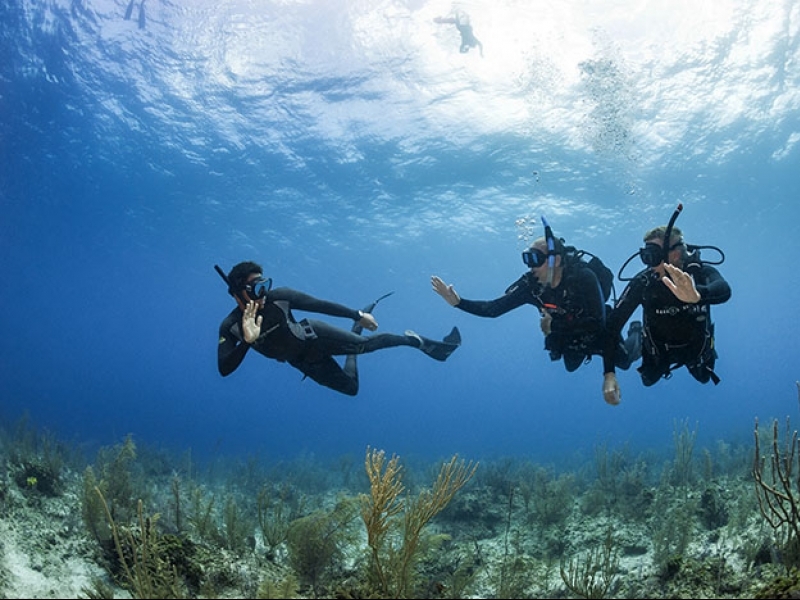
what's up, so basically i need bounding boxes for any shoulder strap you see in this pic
[504,272,538,296]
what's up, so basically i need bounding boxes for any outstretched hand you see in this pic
[661,264,701,303]
[241,301,263,344]
[431,275,461,306]
[539,309,552,336]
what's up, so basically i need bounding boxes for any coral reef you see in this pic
[5,399,800,598]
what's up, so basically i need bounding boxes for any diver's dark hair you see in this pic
[227,261,263,291]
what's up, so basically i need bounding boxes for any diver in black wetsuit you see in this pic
[602,217,731,405]
[434,11,483,57]
[217,261,461,396]
[432,229,641,377]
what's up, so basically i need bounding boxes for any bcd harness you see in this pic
[641,272,720,385]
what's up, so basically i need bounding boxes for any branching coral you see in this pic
[96,488,185,598]
[754,422,800,555]
[359,446,477,598]
[559,529,620,599]
[753,383,800,569]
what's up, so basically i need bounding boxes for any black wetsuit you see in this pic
[603,261,731,385]
[457,264,636,372]
[218,287,418,396]
[456,23,482,54]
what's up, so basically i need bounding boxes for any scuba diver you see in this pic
[217,261,461,397]
[431,217,641,376]
[434,10,484,57]
[602,204,731,405]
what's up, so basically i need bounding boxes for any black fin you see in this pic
[138,0,146,29]
[443,326,461,346]
[362,291,394,314]
[124,0,135,20]
[351,291,394,334]
[419,327,461,362]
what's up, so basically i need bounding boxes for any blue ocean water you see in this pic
[1,0,798,468]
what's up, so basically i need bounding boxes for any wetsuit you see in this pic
[603,260,731,385]
[435,14,483,55]
[456,23,482,54]
[457,264,637,372]
[218,287,418,396]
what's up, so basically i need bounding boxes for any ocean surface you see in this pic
[2,0,798,469]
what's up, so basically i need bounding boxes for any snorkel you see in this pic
[617,202,724,281]
[214,264,234,295]
[662,203,683,264]
[541,215,557,286]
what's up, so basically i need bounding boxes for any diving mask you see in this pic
[243,276,273,300]
[522,248,549,268]
[639,242,683,267]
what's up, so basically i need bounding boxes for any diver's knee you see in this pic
[638,367,660,387]
[688,366,711,385]
[340,379,359,396]
[562,354,584,372]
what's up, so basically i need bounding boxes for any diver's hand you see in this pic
[603,372,621,406]
[431,276,461,306]
[539,310,552,336]
[358,311,379,332]
[661,263,701,303]
[242,301,263,344]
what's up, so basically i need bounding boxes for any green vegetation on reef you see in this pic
[285,495,359,596]
[359,447,478,598]
[5,385,800,598]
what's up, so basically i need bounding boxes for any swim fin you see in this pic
[124,0,135,20]
[351,291,394,334]
[407,327,462,362]
[138,0,146,29]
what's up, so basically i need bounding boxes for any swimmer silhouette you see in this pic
[434,10,483,57]
[124,0,146,30]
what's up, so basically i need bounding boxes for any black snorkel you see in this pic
[215,264,247,305]
[662,203,683,264]
[214,264,233,293]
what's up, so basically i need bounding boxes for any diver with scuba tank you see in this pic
[431,217,642,374]
[602,204,731,405]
